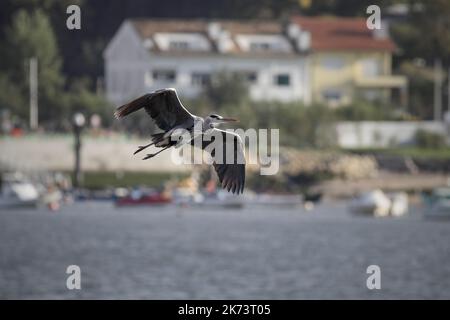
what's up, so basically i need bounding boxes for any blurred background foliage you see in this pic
[0,3,110,129]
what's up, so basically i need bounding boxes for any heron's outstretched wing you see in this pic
[115,88,195,131]
[195,129,246,194]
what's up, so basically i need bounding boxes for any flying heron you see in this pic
[114,88,245,194]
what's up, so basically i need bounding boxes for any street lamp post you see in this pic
[29,57,38,131]
[73,112,85,189]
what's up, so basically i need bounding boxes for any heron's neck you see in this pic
[201,118,211,132]
[193,117,207,132]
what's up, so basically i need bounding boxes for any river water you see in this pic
[0,201,449,299]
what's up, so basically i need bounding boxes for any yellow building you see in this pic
[293,17,408,107]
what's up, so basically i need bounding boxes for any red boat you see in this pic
[115,193,171,207]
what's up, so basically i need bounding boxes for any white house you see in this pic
[104,19,311,106]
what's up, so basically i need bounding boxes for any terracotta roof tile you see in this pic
[130,19,283,38]
[292,16,396,51]
[131,19,208,38]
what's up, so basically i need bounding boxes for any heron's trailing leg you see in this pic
[134,142,154,155]
[142,145,171,160]
[134,137,165,155]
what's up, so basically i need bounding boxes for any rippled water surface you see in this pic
[1,201,449,299]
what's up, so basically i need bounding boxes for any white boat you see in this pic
[175,190,244,209]
[389,192,409,217]
[350,189,408,217]
[424,187,450,219]
[0,173,39,209]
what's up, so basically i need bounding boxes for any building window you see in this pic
[322,57,345,70]
[361,58,381,77]
[152,70,176,82]
[191,73,211,86]
[250,42,271,51]
[246,72,258,83]
[274,74,290,86]
[236,71,258,84]
[169,41,189,50]
[322,89,342,104]
[155,33,211,52]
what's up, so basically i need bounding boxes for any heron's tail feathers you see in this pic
[114,94,150,119]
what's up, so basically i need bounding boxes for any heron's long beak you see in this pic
[220,117,238,123]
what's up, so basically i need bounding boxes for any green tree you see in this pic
[335,100,400,121]
[227,101,337,148]
[0,7,110,129]
[1,9,66,124]
[67,78,112,127]
[391,0,450,65]
[203,71,249,110]
[184,71,249,121]
[389,1,450,119]
[398,61,435,120]
[0,74,26,118]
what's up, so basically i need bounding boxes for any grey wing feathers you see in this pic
[114,88,194,131]
[114,93,151,119]
[199,129,246,194]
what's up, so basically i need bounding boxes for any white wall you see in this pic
[0,135,190,173]
[336,121,447,148]
[104,21,152,106]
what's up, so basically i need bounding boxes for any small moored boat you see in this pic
[115,189,171,207]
